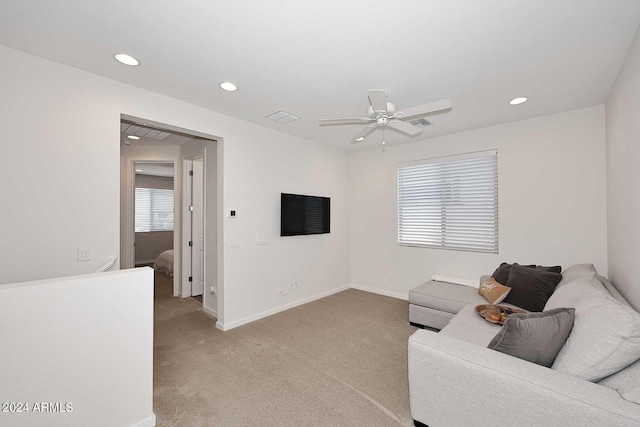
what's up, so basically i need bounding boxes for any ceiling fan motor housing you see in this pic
[368,102,396,118]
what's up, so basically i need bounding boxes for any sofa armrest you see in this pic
[408,330,640,427]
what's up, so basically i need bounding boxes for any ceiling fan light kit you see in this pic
[319,89,452,146]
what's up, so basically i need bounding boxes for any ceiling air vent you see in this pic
[408,118,431,128]
[121,122,171,140]
[266,110,300,124]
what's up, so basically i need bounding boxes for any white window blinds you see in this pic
[135,188,174,232]
[397,150,498,253]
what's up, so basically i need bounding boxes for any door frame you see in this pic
[181,156,206,299]
[119,113,224,326]
[122,159,179,294]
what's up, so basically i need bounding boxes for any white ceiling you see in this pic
[2,1,640,151]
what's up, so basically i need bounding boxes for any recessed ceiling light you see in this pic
[135,169,143,172]
[219,81,238,92]
[114,53,139,66]
[355,137,365,141]
[127,135,140,140]
[509,97,528,105]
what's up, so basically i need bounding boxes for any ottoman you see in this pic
[409,279,486,330]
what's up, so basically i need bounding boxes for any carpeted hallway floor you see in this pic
[153,271,417,427]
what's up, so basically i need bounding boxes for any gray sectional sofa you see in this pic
[408,264,640,426]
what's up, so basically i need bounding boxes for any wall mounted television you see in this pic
[281,193,330,236]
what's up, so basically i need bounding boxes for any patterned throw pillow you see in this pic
[478,278,511,304]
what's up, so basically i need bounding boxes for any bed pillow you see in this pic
[503,263,562,312]
[488,308,575,367]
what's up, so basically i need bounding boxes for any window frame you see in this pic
[134,186,175,233]
[397,150,498,254]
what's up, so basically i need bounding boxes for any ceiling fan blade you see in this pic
[368,89,388,113]
[397,99,453,120]
[388,120,423,136]
[319,117,373,126]
[350,125,377,143]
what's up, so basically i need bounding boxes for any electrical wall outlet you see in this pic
[230,236,239,248]
[78,246,91,261]
[293,280,299,289]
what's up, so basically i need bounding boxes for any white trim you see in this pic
[202,304,217,319]
[96,257,118,272]
[350,284,408,301]
[215,284,350,331]
[181,159,193,298]
[131,413,156,427]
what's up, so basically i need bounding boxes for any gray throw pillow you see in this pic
[503,263,562,312]
[488,307,575,367]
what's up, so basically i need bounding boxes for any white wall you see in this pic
[0,45,350,329]
[221,127,350,329]
[606,27,640,310]
[135,231,173,264]
[349,106,608,299]
[0,268,154,427]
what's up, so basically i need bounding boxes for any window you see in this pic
[135,187,174,232]
[397,150,498,253]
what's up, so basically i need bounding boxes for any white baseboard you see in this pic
[350,284,408,301]
[131,413,156,427]
[216,284,350,331]
[202,304,217,319]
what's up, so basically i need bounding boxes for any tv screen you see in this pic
[281,193,330,236]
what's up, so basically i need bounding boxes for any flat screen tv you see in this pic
[281,193,330,236]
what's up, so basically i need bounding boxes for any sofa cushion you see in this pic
[558,263,597,285]
[478,278,511,304]
[598,358,640,405]
[503,263,562,312]
[487,308,575,367]
[546,275,640,382]
[440,304,509,347]
[409,280,486,314]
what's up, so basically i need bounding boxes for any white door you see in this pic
[191,157,205,296]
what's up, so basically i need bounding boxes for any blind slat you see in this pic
[398,151,498,253]
[135,187,174,232]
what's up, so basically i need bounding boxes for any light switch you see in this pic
[230,236,239,248]
[78,246,91,261]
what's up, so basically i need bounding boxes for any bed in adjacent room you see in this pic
[153,249,174,277]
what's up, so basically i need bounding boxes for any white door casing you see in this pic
[191,157,205,296]
[181,159,193,298]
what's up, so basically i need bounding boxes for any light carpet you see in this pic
[153,272,417,426]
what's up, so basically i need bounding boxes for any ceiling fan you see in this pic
[319,89,452,144]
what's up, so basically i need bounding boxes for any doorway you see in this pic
[119,115,221,320]
[133,162,175,271]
